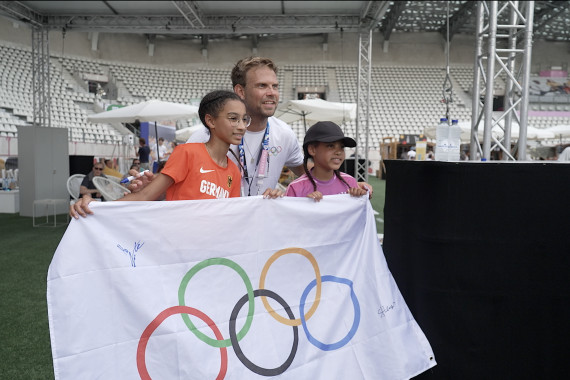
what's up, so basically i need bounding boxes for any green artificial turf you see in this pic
[0,213,65,379]
[366,175,387,234]
[0,177,385,379]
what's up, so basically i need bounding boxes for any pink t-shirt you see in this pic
[285,171,358,197]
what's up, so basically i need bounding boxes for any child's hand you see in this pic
[70,195,95,219]
[357,182,373,199]
[262,188,284,199]
[127,170,155,193]
[307,191,323,202]
[348,187,368,198]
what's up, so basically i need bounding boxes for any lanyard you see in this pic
[238,121,270,195]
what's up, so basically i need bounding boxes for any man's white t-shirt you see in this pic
[187,116,303,196]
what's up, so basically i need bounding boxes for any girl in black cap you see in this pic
[285,121,368,201]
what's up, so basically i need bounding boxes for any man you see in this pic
[188,56,304,196]
[154,137,167,162]
[103,159,123,178]
[79,163,106,201]
[137,138,151,170]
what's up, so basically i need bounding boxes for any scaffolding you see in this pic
[470,1,534,161]
[31,26,51,128]
[355,29,372,182]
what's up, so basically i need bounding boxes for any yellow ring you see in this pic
[259,247,321,326]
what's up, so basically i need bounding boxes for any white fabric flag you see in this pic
[48,195,436,379]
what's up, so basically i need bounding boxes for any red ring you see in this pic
[137,306,228,380]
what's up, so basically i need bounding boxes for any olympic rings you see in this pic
[136,305,228,380]
[139,248,360,377]
[269,146,282,156]
[178,257,255,348]
[259,247,322,326]
[229,289,299,376]
[299,275,361,351]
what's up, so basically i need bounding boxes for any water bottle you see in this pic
[435,118,449,161]
[448,119,462,162]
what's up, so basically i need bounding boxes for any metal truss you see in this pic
[31,26,51,128]
[353,1,390,182]
[172,1,205,28]
[355,29,372,182]
[441,1,477,41]
[9,14,363,35]
[0,1,44,27]
[380,1,406,41]
[470,1,534,161]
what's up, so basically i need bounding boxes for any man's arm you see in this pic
[289,164,305,177]
[79,185,100,197]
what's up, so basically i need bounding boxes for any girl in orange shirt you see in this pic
[71,90,257,218]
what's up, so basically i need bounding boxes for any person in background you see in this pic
[79,163,106,201]
[286,121,368,202]
[103,159,123,178]
[163,141,178,161]
[137,138,151,170]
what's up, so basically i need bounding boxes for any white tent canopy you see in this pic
[87,100,198,123]
[88,100,199,159]
[175,122,205,143]
[545,124,570,138]
[275,99,356,130]
[424,119,556,143]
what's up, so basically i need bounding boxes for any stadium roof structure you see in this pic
[0,1,569,41]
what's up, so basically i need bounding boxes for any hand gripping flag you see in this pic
[48,195,436,379]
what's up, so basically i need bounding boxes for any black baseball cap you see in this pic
[303,121,357,149]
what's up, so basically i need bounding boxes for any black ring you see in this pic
[229,289,298,376]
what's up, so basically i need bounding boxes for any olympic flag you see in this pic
[48,195,436,379]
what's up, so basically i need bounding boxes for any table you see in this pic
[33,198,69,227]
[0,190,19,213]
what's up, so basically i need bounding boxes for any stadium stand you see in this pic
[1,40,569,153]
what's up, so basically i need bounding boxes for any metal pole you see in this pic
[355,33,362,178]
[517,1,534,160]
[483,1,498,160]
[32,26,51,128]
[501,1,519,160]
[364,29,371,182]
[355,29,371,182]
[470,2,484,161]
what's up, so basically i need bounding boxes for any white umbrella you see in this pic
[88,100,199,162]
[424,120,556,142]
[509,123,556,140]
[275,99,356,131]
[424,121,502,143]
[87,100,199,123]
[175,122,204,143]
[545,124,570,138]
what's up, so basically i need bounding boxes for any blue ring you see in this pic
[299,275,360,351]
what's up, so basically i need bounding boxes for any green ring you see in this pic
[178,257,255,348]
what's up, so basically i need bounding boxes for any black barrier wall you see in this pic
[382,160,569,379]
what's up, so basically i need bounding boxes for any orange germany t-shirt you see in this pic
[161,143,241,200]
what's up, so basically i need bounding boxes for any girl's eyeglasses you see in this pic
[228,115,252,128]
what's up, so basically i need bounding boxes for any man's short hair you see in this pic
[231,57,278,88]
[139,137,146,145]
